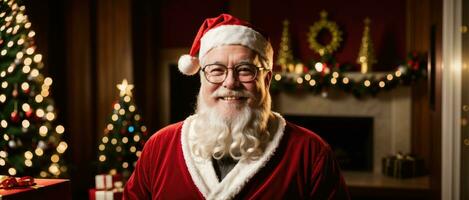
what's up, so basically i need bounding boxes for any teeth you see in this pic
[223,96,240,100]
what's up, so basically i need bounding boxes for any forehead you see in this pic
[202,45,257,63]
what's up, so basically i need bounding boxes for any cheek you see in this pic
[201,83,218,104]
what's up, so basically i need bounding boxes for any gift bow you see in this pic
[0,176,35,189]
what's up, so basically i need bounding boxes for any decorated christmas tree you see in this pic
[357,18,376,74]
[96,79,150,180]
[0,0,68,177]
[276,20,294,72]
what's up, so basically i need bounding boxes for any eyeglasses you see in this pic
[202,63,265,84]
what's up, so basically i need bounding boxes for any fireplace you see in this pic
[284,115,373,171]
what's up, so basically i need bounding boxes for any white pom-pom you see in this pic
[178,55,200,75]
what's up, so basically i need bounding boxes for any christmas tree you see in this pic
[276,20,294,72]
[357,18,376,74]
[0,0,68,177]
[96,79,150,180]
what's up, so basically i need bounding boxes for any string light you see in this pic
[130,146,136,153]
[8,168,16,176]
[35,148,44,156]
[136,151,142,157]
[24,57,32,65]
[18,52,25,59]
[395,70,402,77]
[39,126,48,137]
[114,103,121,110]
[0,119,8,128]
[22,65,31,73]
[22,103,30,112]
[3,134,9,141]
[274,74,282,81]
[315,62,323,72]
[51,154,59,163]
[33,54,42,63]
[49,164,60,175]
[0,158,5,166]
[17,38,24,45]
[36,109,45,117]
[0,94,5,103]
[364,80,371,87]
[342,77,349,84]
[56,142,68,153]
[31,69,39,77]
[56,125,65,134]
[25,160,32,167]
[141,126,147,132]
[28,30,35,37]
[111,114,118,121]
[99,155,106,162]
[111,138,117,145]
[119,108,125,115]
[309,80,316,86]
[107,124,114,130]
[22,119,30,128]
[296,77,303,84]
[133,135,140,142]
[0,151,7,158]
[134,114,141,121]
[304,74,311,81]
[99,144,105,151]
[21,82,29,91]
[1,50,7,56]
[122,137,128,144]
[1,81,7,88]
[102,136,109,144]
[44,77,53,86]
[124,96,131,102]
[24,151,33,160]
[122,162,129,169]
[379,81,386,88]
[129,105,136,112]
[40,171,47,178]
[116,146,122,152]
[26,47,34,55]
[46,112,55,121]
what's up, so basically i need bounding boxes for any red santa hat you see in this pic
[178,13,274,75]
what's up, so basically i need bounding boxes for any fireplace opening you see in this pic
[283,115,373,171]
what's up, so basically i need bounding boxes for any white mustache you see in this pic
[211,87,254,99]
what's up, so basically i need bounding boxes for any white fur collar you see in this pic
[180,112,286,200]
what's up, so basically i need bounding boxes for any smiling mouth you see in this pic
[218,96,248,101]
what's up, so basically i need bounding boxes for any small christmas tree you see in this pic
[0,0,68,177]
[96,79,150,180]
[357,18,377,74]
[276,20,294,72]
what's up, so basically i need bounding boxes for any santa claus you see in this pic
[124,13,349,200]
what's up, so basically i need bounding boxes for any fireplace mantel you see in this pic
[272,87,411,173]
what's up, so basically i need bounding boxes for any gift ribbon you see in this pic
[0,176,35,189]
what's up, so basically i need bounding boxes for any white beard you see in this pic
[190,87,272,161]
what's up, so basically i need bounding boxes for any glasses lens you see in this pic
[204,64,227,83]
[235,64,257,82]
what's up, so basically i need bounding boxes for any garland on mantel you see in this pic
[272,13,426,98]
[270,52,427,98]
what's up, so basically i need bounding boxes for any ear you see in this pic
[264,70,272,88]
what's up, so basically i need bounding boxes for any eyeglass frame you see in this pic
[201,62,267,84]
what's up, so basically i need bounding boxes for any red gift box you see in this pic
[0,179,71,200]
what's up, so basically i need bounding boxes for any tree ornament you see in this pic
[307,10,343,56]
[357,18,377,74]
[10,111,20,123]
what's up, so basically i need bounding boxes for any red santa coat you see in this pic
[124,113,349,199]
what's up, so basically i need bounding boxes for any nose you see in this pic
[222,68,240,89]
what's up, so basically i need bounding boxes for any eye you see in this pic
[206,65,226,76]
[236,64,256,76]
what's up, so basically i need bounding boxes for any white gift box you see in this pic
[95,174,113,190]
[95,190,114,200]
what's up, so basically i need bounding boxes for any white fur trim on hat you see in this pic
[199,25,274,69]
[178,54,200,75]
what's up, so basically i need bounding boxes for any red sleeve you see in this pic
[123,134,155,200]
[309,146,350,200]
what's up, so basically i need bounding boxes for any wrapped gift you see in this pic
[95,174,113,190]
[0,178,71,200]
[89,188,123,200]
[382,153,425,178]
